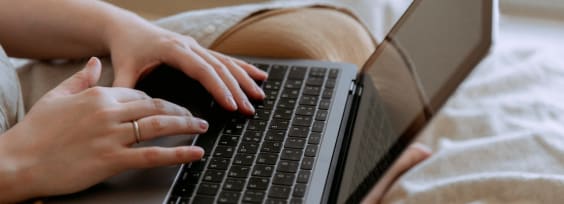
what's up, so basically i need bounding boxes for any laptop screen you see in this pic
[336,0,493,202]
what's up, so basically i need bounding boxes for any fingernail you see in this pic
[87,57,99,67]
[245,100,255,114]
[227,96,237,110]
[192,146,205,157]
[197,119,209,131]
[256,86,265,98]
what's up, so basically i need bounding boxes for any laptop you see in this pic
[49,0,494,203]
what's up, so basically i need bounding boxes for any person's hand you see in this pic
[0,57,207,202]
[362,144,432,204]
[106,19,267,115]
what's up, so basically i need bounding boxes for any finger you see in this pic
[211,52,265,100]
[212,51,268,81]
[120,115,208,144]
[361,144,431,204]
[120,146,205,169]
[49,57,101,97]
[117,98,192,122]
[193,47,255,115]
[163,44,238,111]
[105,87,151,103]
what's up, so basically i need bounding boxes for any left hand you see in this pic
[362,143,432,203]
[107,20,267,115]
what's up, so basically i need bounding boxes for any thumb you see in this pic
[51,57,102,96]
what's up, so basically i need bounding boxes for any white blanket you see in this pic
[383,41,564,203]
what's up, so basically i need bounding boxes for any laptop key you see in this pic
[197,182,220,196]
[325,78,336,88]
[218,135,239,146]
[281,148,303,161]
[284,137,306,149]
[301,157,314,170]
[277,98,297,109]
[288,126,308,138]
[192,195,215,204]
[247,120,267,131]
[304,145,318,157]
[305,77,324,86]
[277,160,299,173]
[265,130,286,141]
[238,142,259,154]
[172,184,195,197]
[183,171,202,184]
[303,86,321,96]
[208,157,229,170]
[319,99,331,110]
[322,88,334,99]
[257,153,279,165]
[295,106,315,116]
[202,170,225,183]
[272,172,296,186]
[266,199,288,204]
[297,170,311,183]
[288,66,307,80]
[293,184,307,198]
[243,131,263,143]
[218,191,241,204]
[261,141,282,153]
[309,67,327,77]
[312,121,325,133]
[252,165,275,177]
[315,110,328,121]
[223,178,245,191]
[292,115,313,127]
[308,132,321,144]
[284,80,303,89]
[248,177,270,190]
[290,198,303,204]
[299,95,318,106]
[269,65,288,80]
[233,154,255,166]
[228,165,251,178]
[328,69,339,78]
[213,146,235,158]
[243,190,266,203]
[270,119,290,130]
[273,108,293,119]
[254,109,272,120]
[264,81,282,90]
[268,185,292,199]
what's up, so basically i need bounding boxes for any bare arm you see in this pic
[0,0,132,59]
[0,0,267,115]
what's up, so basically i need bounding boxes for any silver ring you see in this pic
[132,120,141,144]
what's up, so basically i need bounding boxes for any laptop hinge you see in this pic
[322,76,364,204]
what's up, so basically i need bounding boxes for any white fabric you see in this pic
[383,41,564,203]
[0,46,24,133]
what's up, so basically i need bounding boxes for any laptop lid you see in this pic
[334,0,495,203]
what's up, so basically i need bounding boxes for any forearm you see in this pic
[0,0,146,59]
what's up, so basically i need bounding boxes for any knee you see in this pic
[211,7,376,68]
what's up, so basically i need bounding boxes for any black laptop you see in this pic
[50,0,495,203]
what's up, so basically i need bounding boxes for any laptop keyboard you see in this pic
[167,63,339,204]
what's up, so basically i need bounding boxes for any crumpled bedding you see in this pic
[383,42,564,203]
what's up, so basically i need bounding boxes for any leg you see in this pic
[210,7,376,68]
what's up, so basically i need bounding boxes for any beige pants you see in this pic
[17,7,375,113]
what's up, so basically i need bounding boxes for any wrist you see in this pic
[0,127,39,202]
[101,3,158,54]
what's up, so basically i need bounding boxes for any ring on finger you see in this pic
[132,120,141,144]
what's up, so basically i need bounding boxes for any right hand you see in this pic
[0,57,207,201]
